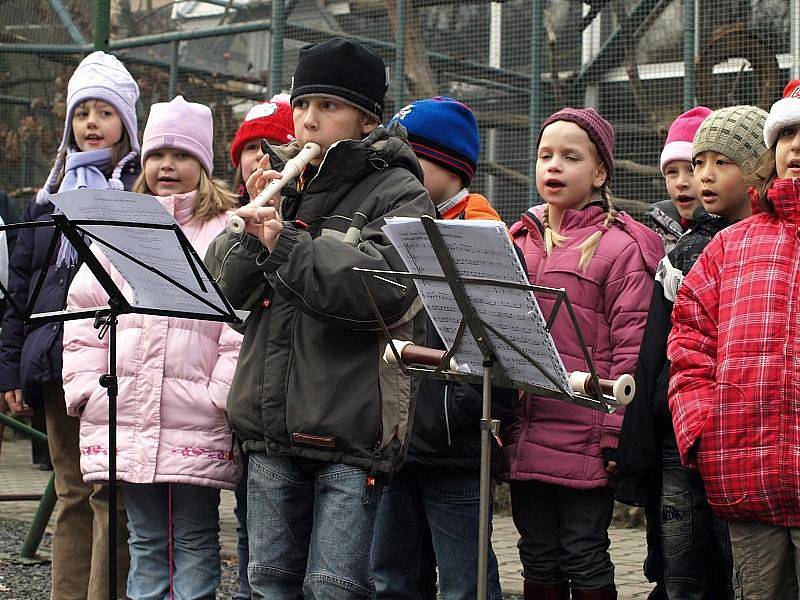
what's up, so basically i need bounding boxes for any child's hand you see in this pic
[605,460,619,477]
[238,205,283,252]
[4,389,31,415]
[245,154,283,208]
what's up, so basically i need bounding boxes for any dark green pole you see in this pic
[18,475,57,560]
[270,0,286,97]
[529,0,543,206]
[169,40,179,99]
[94,0,110,51]
[682,0,695,109]
[394,0,407,115]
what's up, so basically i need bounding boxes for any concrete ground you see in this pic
[0,433,654,598]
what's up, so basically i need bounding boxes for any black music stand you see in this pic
[0,198,240,600]
[355,216,621,600]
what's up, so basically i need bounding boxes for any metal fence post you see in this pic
[792,0,800,80]
[94,0,110,52]
[683,0,695,110]
[529,0,543,206]
[270,0,286,97]
[169,40,179,99]
[394,0,407,114]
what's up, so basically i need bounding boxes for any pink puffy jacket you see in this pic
[505,204,662,488]
[62,192,243,490]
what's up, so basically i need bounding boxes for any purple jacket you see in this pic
[505,204,662,489]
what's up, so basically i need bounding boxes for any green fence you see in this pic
[0,0,796,225]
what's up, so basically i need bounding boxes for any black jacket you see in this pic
[205,125,436,477]
[616,208,730,505]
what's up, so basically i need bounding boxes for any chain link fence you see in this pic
[0,0,795,226]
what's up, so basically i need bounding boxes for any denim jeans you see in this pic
[660,454,734,599]
[247,452,383,599]
[509,480,615,590]
[233,455,251,600]
[371,464,502,600]
[122,482,221,600]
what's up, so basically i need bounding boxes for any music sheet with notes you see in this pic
[383,217,569,394]
[51,189,231,318]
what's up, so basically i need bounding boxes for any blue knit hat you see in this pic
[389,96,480,185]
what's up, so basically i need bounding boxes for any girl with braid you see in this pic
[505,108,663,600]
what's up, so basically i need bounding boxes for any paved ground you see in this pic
[0,433,654,598]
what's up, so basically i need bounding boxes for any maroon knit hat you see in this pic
[537,107,615,182]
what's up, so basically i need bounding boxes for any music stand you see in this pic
[354,216,623,600]
[0,195,240,600]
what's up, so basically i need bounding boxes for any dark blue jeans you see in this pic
[509,480,615,590]
[247,453,382,599]
[371,464,502,600]
[660,454,734,599]
[233,456,251,600]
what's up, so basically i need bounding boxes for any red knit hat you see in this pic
[763,80,800,148]
[230,94,295,167]
[660,106,712,173]
[538,108,615,182]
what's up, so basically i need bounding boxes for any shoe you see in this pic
[571,585,617,599]
[523,580,569,600]
[37,462,53,471]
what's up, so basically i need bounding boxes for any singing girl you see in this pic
[62,95,242,599]
[505,108,663,600]
[0,51,139,599]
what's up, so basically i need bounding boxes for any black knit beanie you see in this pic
[290,38,388,122]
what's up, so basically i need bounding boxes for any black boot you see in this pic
[571,585,618,600]
[523,580,570,600]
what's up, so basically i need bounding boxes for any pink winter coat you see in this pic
[62,192,243,490]
[505,203,662,488]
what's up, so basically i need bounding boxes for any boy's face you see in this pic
[693,151,750,220]
[293,97,378,164]
[775,125,800,179]
[418,158,462,205]
[663,160,700,221]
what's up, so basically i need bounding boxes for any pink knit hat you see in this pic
[660,106,712,173]
[141,96,214,175]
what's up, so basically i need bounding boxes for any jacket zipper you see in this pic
[444,384,452,447]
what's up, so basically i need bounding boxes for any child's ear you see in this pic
[593,163,608,189]
[361,115,379,136]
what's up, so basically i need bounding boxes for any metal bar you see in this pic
[94,0,111,52]
[792,0,800,80]
[18,474,56,559]
[169,40,179,99]
[0,494,43,502]
[529,0,543,207]
[48,0,87,45]
[476,361,492,600]
[394,0,407,113]
[270,0,286,97]
[682,0,695,109]
[0,412,48,443]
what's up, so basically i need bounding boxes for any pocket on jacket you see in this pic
[660,490,693,555]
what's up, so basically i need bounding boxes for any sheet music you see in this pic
[383,217,569,394]
[51,189,229,317]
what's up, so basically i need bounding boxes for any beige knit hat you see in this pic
[692,105,768,173]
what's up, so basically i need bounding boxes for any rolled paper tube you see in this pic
[568,371,635,406]
[383,340,458,372]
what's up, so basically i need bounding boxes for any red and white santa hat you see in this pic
[229,94,295,167]
[659,106,712,173]
[764,80,800,148]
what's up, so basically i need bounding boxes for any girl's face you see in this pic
[693,151,749,220]
[71,100,124,152]
[775,125,800,179]
[535,120,607,212]
[144,148,202,196]
[240,140,264,183]
[664,160,700,220]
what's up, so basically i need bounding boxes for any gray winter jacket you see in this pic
[205,125,435,477]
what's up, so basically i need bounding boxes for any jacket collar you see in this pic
[767,178,800,226]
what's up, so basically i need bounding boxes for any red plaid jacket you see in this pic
[668,178,800,526]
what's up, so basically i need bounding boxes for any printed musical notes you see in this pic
[383,217,569,393]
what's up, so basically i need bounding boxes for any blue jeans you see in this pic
[233,455,251,600]
[510,480,615,590]
[371,464,502,599]
[660,454,734,599]
[122,482,221,600]
[247,452,383,599]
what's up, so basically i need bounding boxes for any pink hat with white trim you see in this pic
[660,106,712,174]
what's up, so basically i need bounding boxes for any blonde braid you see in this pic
[541,204,568,256]
[576,185,616,270]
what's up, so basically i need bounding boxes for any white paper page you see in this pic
[383,217,569,394]
[52,190,228,317]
